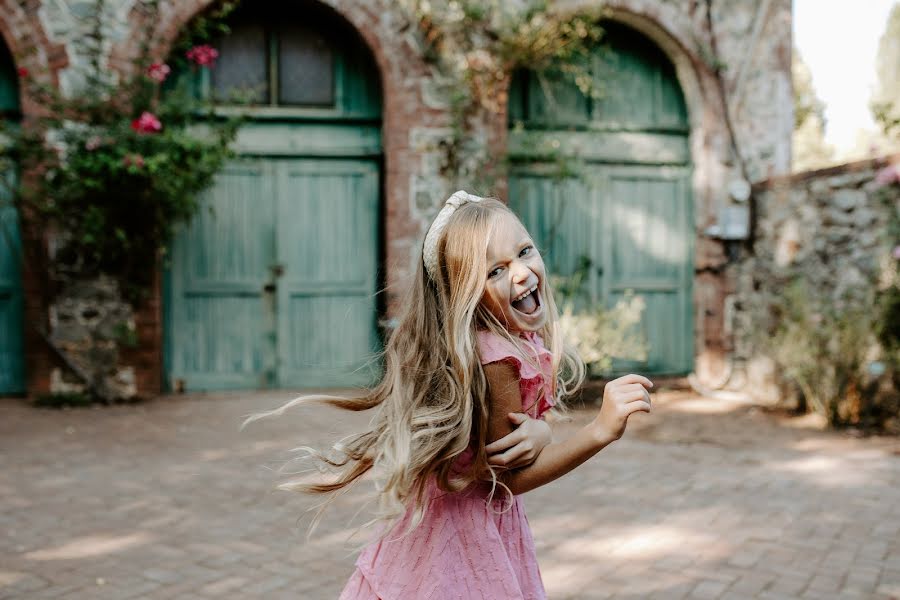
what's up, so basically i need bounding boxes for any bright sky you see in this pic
[793,0,897,153]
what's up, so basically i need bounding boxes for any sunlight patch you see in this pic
[24,531,153,560]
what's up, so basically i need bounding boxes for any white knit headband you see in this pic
[422,190,486,279]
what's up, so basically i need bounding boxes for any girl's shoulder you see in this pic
[476,330,550,379]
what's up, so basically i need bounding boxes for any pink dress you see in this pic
[339,330,554,600]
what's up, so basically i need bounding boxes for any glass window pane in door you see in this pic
[277,25,334,106]
[211,23,268,104]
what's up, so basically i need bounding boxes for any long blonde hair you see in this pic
[245,198,584,540]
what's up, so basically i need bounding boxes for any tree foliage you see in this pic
[872,3,900,138]
[792,47,834,172]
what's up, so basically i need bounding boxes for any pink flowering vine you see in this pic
[85,136,103,151]
[875,164,899,187]
[147,63,171,83]
[186,45,219,67]
[131,111,162,134]
[122,154,145,169]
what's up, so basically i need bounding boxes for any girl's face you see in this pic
[481,212,547,332]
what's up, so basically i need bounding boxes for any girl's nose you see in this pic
[510,261,532,284]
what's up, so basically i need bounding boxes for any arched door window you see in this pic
[192,3,380,117]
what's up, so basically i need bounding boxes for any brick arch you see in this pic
[0,1,68,115]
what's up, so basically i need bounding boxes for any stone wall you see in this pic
[731,155,900,405]
[3,0,794,398]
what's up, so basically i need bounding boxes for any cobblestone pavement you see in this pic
[2,386,899,600]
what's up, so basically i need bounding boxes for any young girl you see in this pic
[254,191,653,599]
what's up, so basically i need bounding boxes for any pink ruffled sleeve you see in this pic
[476,330,555,419]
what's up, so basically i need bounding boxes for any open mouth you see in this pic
[511,283,542,315]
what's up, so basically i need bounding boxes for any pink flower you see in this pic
[147,63,171,83]
[186,45,219,67]
[85,135,103,151]
[16,67,28,78]
[123,154,145,169]
[875,164,899,186]
[893,245,900,260]
[130,111,162,134]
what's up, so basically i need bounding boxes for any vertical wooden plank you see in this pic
[510,170,596,311]
[0,176,24,394]
[276,159,380,388]
[0,42,23,393]
[166,160,277,390]
[606,166,692,373]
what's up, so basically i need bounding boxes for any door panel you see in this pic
[603,167,693,373]
[276,160,380,387]
[510,165,693,375]
[167,161,277,390]
[166,158,381,391]
[0,195,24,394]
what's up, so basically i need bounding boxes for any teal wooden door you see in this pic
[0,42,24,394]
[276,160,380,387]
[167,160,278,390]
[164,8,383,391]
[166,158,380,390]
[508,22,693,375]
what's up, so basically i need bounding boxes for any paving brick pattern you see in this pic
[1,389,899,599]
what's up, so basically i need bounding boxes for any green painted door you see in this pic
[164,7,383,391]
[0,42,24,394]
[508,23,693,375]
[276,160,380,387]
[166,157,380,390]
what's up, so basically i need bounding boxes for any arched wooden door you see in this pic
[508,23,694,375]
[164,4,383,391]
[0,41,24,394]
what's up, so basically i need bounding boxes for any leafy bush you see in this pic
[766,278,899,429]
[551,255,648,376]
[0,0,240,303]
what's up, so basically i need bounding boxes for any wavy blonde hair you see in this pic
[245,198,584,541]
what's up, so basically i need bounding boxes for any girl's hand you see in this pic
[486,413,552,469]
[591,374,653,445]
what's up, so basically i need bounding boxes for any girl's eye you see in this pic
[488,267,503,279]
[519,245,533,257]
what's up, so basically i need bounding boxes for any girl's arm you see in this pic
[484,361,652,496]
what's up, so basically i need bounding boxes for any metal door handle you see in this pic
[263,283,276,293]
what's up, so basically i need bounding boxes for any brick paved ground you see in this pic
[1,387,899,600]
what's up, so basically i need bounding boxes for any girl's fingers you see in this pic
[486,430,523,454]
[626,400,652,416]
[488,444,529,467]
[487,414,532,454]
[507,412,528,425]
[612,374,653,389]
[623,389,651,403]
[617,383,650,396]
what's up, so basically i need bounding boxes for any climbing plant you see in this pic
[0,0,241,304]
[399,0,605,190]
